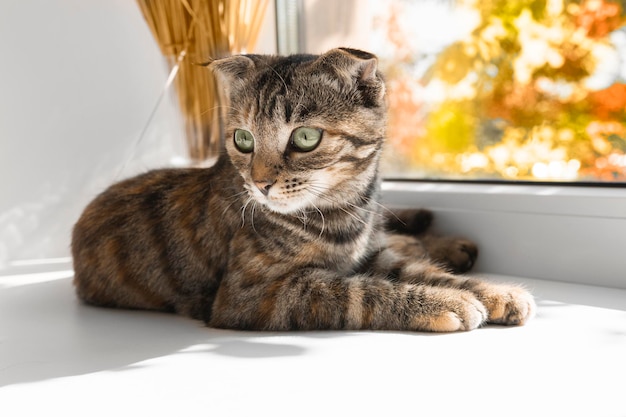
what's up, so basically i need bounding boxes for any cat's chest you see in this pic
[279,216,377,273]
[281,233,373,275]
[224,195,384,277]
[232,213,377,275]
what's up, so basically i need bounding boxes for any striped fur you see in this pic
[72,48,535,332]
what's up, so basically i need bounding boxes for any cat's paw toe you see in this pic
[454,292,488,331]
[418,291,487,332]
[426,237,479,274]
[447,238,478,273]
[480,285,536,326]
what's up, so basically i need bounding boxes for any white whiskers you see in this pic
[240,195,254,228]
[308,181,396,221]
[306,184,371,227]
[220,190,249,218]
[308,200,326,238]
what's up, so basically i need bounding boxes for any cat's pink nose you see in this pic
[254,179,275,196]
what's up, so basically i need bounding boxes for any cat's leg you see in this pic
[387,232,478,274]
[374,243,535,326]
[419,235,478,274]
[385,208,434,235]
[209,269,488,332]
[384,209,478,273]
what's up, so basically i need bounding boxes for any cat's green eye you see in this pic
[291,127,323,152]
[234,129,255,153]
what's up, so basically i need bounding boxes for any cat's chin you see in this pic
[252,193,320,215]
[260,198,307,215]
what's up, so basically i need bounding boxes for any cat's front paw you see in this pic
[413,288,487,332]
[476,284,536,326]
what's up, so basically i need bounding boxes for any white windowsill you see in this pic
[1,268,625,417]
[381,180,626,289]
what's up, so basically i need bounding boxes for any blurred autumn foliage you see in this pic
[376,0,626,182]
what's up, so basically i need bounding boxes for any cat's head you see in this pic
[211,48,387,214]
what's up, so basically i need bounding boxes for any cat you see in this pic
[72,48,535,332]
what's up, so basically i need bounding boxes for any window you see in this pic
[284,0,626,184]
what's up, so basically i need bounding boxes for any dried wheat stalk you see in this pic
[136,0,269,161]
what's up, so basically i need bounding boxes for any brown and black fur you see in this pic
[72,48,534,332]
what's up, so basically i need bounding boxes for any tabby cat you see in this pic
[72,48,535,332]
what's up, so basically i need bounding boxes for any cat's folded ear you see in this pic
[315,48,380,83]
[208,55,256,93]
[313,48,386,104]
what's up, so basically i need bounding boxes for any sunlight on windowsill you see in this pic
[1,266,625,417]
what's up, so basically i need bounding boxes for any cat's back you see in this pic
[73,164,225,240]
[72,158,240,318]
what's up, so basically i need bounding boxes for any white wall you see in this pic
[0,0,276,268]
